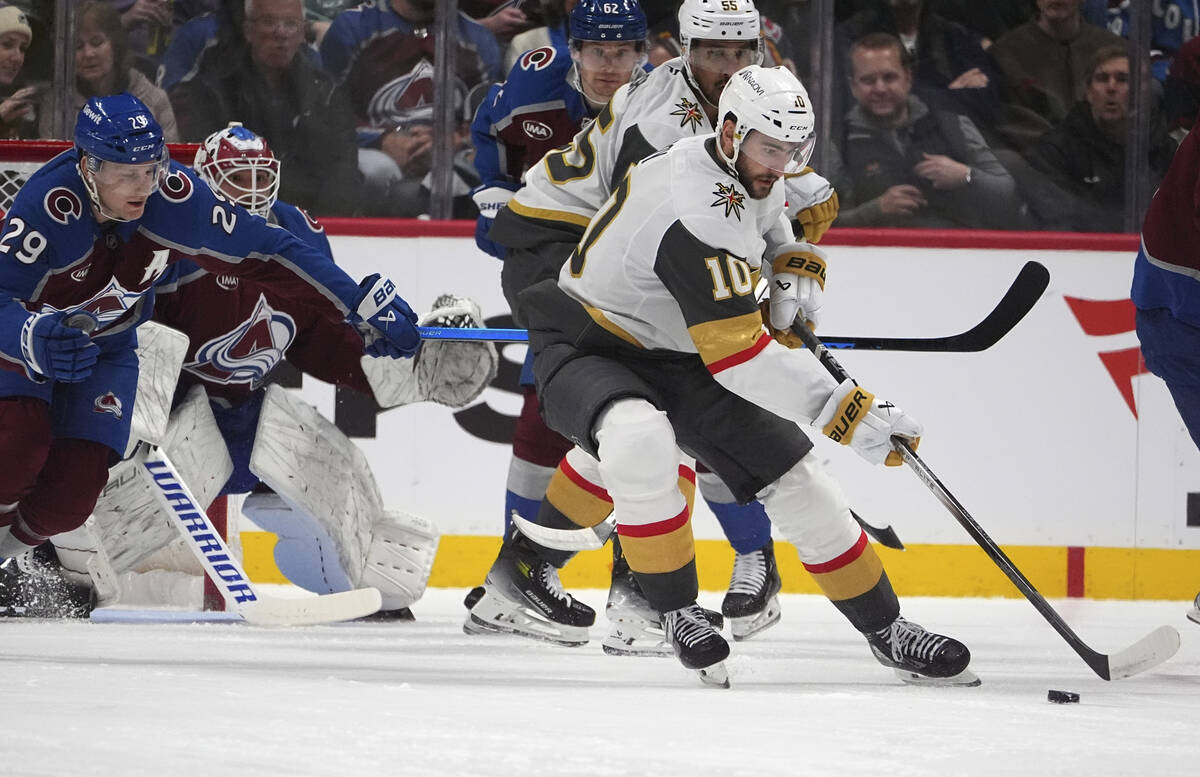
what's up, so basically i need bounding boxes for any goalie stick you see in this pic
[418,260,1050,350]
[792,323,1181,681]
[135,443,383,626]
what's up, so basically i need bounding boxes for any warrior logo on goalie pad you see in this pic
[185,294,297,386]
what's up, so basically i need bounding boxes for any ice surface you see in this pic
[1,591,1196,777]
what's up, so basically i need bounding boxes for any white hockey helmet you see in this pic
[678,0,763,75]
[716,65,816,174]
[193,122,280,217]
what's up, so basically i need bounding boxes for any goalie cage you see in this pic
[0,140,200,220]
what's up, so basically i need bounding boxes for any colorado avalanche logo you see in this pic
[93,392,123,419]
[184,294,297,386]
[519,46,556,71]
[71,277,144,327]
[44,187,83,225]
[160,170,194,203]
[367,59,465,128]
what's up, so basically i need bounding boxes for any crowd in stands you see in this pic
[0,0,1192,231]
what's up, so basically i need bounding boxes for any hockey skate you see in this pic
[867,616,979,687]
[0,543,94,619]
[1188,593,1200,626]
[463,531,595,646]
[721,539,782,641]
[663,603,732,688]
[604,542,723,657]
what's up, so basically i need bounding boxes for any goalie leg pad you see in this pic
[126,321,189,458]
[161,385,235,510]
[250,385,379,580]
[360,510,439,611]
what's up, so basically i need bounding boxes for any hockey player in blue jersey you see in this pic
[470,0,649,260]
[0,93,421,563]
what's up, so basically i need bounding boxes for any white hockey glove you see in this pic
[470,185,515,220]
[414,294,498,407]
[814,379,922,466]
[784,168,839,243]
[762,242,827,347]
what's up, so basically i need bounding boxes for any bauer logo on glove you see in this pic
[816,378,922,466]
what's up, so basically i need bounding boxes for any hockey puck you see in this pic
[1047,690,1080,704]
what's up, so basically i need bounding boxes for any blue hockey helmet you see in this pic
[74,93,166,165]
[74,94,169,221]
[569,0,647,43]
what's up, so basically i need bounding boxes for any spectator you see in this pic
[41,2,178,141]
[463,0,540,52]
[989,0,1125,126]
[827,32,1020,228]
[169,0,362,215]
[1023,45,1175,231]
[503,0,570,72]
[104,1,221,75]
[319,0,502,216]
[159,0,245,91]
[1103,1,1198,84]
[1165,35,1200,138]
[304,0,357,47]
[0,3,35,140]
[928,0,1036,43]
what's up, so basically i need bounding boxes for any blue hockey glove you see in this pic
[19,310,100,382]
[353,274,421,358]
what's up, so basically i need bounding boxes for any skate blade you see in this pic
[729,597,782,641]
[893,667,981,687]
[697,662,731,689]
[602,611,673,657]
[463,590,590,647]
[1187,608,1200,626]
[601,630,672,657]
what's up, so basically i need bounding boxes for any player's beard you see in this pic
[734,155,779,200]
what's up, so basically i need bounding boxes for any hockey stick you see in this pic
[793,323,1181,681]
[853,510,903,550]
[513,507,903,552]
[136,443,383,626]
[418,260,1050,350]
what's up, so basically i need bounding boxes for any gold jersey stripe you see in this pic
[688,310,767,368]
[619,521,696,574]
[507,198,592,228]
[545,468,613,529]
[808,542,886,601]
[583,304,644,347]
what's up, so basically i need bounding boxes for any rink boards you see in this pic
[237,227,1200,600]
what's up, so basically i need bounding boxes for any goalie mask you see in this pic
[193,123,281,218]
[717,65,815,181]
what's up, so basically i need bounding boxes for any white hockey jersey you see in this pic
[507,58,712,230]
[556,134,837,428]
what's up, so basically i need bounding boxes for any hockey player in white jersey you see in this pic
[470,0,838,649]
[498,65,976,687]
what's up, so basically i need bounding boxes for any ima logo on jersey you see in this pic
[670,97,705,133]
[93,392,123,419]
[711,182,745,220]
[522,119,553,140]
[184,294,297,386]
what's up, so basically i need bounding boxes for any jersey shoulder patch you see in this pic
[517,45,558,72]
